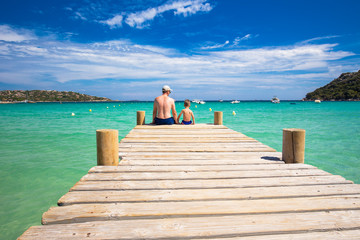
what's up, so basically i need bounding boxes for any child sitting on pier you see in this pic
[177,99,195,125]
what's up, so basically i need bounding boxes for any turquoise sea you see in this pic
[0,101,359,239]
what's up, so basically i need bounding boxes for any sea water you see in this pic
[0,101,359,239]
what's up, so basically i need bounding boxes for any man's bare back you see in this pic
[154,94,174,119]
[152,85,178,124]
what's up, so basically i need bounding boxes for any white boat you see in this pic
[192,99,205,104]
[219,99,223,102]
[231,100,240,104]
[192,99,204,104]
[314,99,321,103]
[271,97,280,103]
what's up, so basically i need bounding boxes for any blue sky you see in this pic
[0,0,359,100]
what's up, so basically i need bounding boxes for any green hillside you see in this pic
[0,90,112,102]
[305,70,360,101]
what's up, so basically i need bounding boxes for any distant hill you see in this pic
[0,90,112,102]
[305,70,360,101]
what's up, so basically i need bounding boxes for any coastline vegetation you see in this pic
[0,90,112,103]
[305,70,360,101]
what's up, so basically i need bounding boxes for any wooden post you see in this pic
[282,128,306,164]
[137,111,145,125]
[96,129,119,166]
[214,111,223,125]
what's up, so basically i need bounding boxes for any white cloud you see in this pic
[300,35,340,44]
[200,34,253,50]
[201,40,230,50]
[102,0,213,29]
[125,8,157,28]
[0,25,37,42]
[233,34,251,45]
[173,0,213,17]
[74,12,87,21]
[100,15,123,28]
[0,29,357,100]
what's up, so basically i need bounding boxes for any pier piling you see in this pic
[136,111,145,125]
[214,111,223,125]
[282,128,306,163]
[96,129,119,166]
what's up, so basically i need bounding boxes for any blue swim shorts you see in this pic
[155,117,175,125]
[181,120,192,125]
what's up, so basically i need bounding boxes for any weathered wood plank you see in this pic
[58,184,360,206]
[131,126,236,130]
[129,129,239,134]
[120,158,284,165]
[43,195,360,224]
[70,175,352,191]
[134,124,228,129]
[88,163,316,173]
[125,134,248,138]
[118,146,277,152]
[120,151,282,158]
[119,143,268,148]
[81,168,330,181]
[120,138,256,143]
[208,230,360,240]
[19,210,360,239]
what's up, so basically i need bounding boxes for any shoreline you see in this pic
[1,99,360,104]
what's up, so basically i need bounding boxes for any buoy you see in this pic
[232,111,236,116]
[119,105,120,106]
[195,105,197,108]
[71,113,75,116]
[89,109,92,112]
[209,108,212,111]
[106,107,109,109]
[113,105,115,107]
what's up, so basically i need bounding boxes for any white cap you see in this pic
[162,85,172,93]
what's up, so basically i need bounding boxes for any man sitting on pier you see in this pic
[152,85,178,125]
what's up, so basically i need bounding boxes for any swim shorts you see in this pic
[155,117,175,125]
[181,120,192,125]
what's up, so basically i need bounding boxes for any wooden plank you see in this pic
[81,168,330,181]
[120,156,282,162]
[209,230,360,240]
[120,151,282,157]
[19,210,360,239]
[118,146,277,152]
[58,184,360,206]
[122,137,257,141]
[88,164,316,173]
[120,158,284,165]
[119,155,281,160]
[120,155,281,160]
[119,142,267,148]
[134,124,228,129]
[120,138,257,143]
[129,129,239,133]
[132,125,235,130]
[125,134,248,138]
[43,195,360,225]
[129,127,238,131]
[70,175,352,191]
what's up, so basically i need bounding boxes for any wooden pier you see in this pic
[19,123,360,239]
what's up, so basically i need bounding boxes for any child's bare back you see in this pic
[181,108,193,121]
[177,99,195,125]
